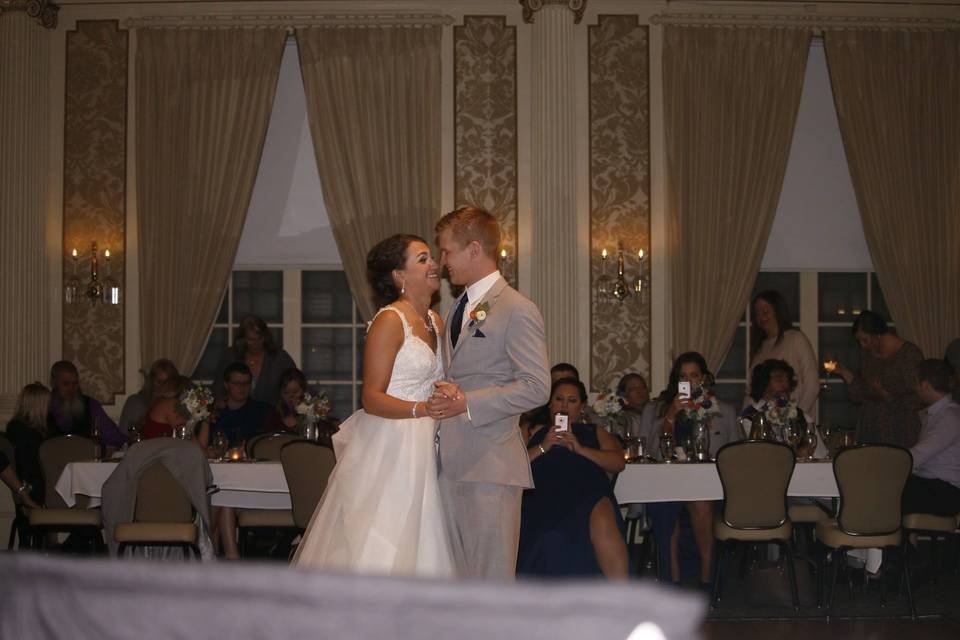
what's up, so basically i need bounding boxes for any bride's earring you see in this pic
[400,279,406,296]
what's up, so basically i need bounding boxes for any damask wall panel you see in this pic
[62,21,127,404]
[454,16,518,287]
[589,15,651,391]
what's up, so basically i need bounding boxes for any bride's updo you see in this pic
[367,234,426,307]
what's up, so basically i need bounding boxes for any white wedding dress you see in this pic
[292,306,455,578]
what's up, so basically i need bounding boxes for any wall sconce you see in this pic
[595,241,648,306]
[65,241,120,305]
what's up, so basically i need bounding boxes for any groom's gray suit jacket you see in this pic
[438,276,550,487]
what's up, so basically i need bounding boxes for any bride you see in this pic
[292,234,455,577]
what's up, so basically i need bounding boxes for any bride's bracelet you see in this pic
[412,401,420,418]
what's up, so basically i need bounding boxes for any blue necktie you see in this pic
[450,293,469,348]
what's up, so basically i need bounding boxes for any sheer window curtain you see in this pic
[825,29,960,358]
[296,25,441,322]
[136,28,286,373]
[663,26,811,371]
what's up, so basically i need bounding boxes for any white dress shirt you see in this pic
[460,270,501,333]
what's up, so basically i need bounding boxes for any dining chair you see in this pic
[0,434,30,550]
[711,440,800,611]
[28,435,103,552]
[114,461,200,558]
[815,443,916,619]
[281,440,336,535]
[902,511,960,583]
[236,433,305,556]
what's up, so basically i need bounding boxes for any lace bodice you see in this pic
[372,306,444,403]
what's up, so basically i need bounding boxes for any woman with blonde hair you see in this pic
[6,382,52,506]
[118,359,180,436]
[212,315,296,406]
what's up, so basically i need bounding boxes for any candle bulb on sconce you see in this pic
[594,241,649,307]
[64,241,121,306]
[65,248,81,304]
[102,248,120,305]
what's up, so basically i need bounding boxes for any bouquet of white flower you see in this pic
[295,392,332,425]
[176,385,214,424]
[761,393,799,426]
[590,389,622,418]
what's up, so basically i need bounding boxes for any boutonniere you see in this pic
[468,301,490,328]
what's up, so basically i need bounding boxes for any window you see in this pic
[713,271,893,430]
[193,268,365,420]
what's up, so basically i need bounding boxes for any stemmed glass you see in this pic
[803,424,819,461]
[822,352,838,390]
[213,431,229,460]
[659,433,674,463]
[784,423,803,457]
[90,418,102,462]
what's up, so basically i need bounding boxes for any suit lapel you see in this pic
[450,276,508,363]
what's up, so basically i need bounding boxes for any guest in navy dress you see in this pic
[518,377,627,578]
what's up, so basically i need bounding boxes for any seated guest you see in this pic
[638,352,742,588]
[945,338,960,400]
[523,363,599,430]
[211,363,281,448]
[616,372,650,440]
[0,450,41,510]
[740,359,807,442]
[47,360,126,449]
[141,375,188,440]
[518,378,627,578]
[118,359,179,437]
[211,315,296,406]
[6,382,51,507]
[902,359,960,517]
[277,368,307,432]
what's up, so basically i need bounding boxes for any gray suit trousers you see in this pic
[439,477,522,580]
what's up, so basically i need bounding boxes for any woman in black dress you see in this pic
[518,377,627,578]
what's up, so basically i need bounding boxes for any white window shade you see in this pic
[761,40,874,272]
[235,40,341,267]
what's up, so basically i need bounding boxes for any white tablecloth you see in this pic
[614,460,838,504]
[55,461,292,510]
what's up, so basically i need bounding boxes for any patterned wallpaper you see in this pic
[62,21,127,404]
[589,15,651,391]
[454,16,518,288]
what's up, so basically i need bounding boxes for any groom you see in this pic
[427,206,550,580]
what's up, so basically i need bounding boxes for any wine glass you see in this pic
[213,431,229,460]
[785,423,803,456]
[90,418,102,462]
[637,436,647,463]
[822,351,838,390]
[659,433,674,462]
[803,424,819,461]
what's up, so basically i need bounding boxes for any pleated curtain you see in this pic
[136,28,286,373]
[663,25,811,371]
[296,25,442,321]
[824,29,960,358]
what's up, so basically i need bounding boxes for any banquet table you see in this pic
[55,460,291,510]
[614,460,838,505]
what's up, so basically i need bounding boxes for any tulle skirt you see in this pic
[291,410,455,578]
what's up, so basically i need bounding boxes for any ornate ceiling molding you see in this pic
[123,13,453,30]
[520,0,587,25]
[0,0,59,29]
[651,13,960,31]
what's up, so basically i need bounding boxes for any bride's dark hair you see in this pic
[367,234,426,307]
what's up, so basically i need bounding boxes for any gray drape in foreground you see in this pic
[0,554,703,640]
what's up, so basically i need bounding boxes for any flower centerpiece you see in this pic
[175,385,214,439]
[761,393,799,427]
[590,387,627,436]
[296,392,332,439]
[679,384,722,426]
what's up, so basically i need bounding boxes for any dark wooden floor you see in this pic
[702,618,960,640]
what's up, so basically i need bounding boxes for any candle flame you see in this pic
[638,249,645,260]
[601,248,608,259]
[500,249,507,259]
[105,249,111,259]
[71,248,78,258]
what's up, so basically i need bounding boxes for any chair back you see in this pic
[133,462,193,523]
[252,433,302,461]
[834,443,911,536]
[39,435,97,508]
[281,441,336,529]
[716,440,795,529]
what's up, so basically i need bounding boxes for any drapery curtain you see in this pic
[137,28,285,373]
[296,25,441,321]
[664,26,811,371]
[824,29,960,358]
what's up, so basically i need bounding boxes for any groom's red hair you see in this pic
[435,206,500,259]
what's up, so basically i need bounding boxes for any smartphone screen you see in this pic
[678,381,691,400]
[554,411,569,432]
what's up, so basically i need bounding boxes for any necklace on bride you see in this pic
[401,298,434,334]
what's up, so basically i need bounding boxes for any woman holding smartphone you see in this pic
[639,352,742,589]
[517,377,627,578]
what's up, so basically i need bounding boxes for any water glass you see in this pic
[659,434,674,462]
[637,436,647,462]
[804,425,818,461]
[90,419,102,462]
[213,431,229,460]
